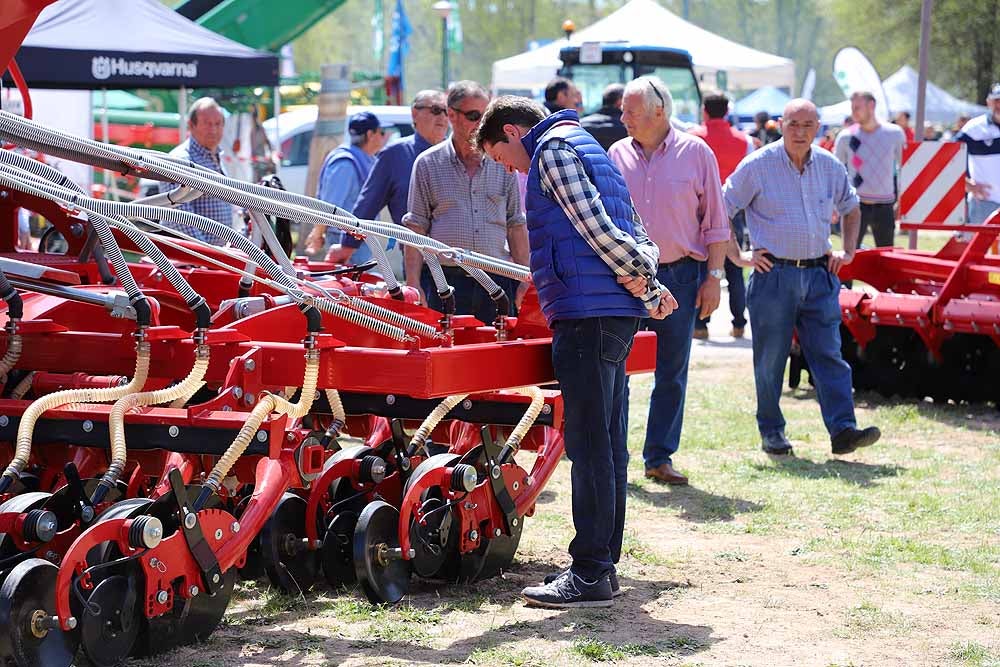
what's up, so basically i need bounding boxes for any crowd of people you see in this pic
[159,76,1000,611]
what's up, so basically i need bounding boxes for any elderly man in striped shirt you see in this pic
[474,96,676,609]
[724,98,881,458]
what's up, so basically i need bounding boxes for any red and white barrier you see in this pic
[899,141,967,225]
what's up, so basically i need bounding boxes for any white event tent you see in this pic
[820,65,988,126]
[492,0,795,96]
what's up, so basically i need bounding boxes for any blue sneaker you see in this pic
[522,570,613,609]
[544,567,621,597]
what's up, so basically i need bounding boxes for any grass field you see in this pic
[134,329,1000,667]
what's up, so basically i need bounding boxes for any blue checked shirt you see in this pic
[722,141,860,259]
[159,136,234,245]
[538,139,663,310]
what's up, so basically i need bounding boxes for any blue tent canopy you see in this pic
[734,86,791,119]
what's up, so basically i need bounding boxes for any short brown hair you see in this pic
[472,95,546,151]
[851,90,877,104]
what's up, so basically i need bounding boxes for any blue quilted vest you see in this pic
[522,110,648,325]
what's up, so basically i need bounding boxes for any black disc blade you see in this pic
[80,574,142,667]
[0,558,78,667]
[260,493,318,594]
[458,518,524,583]
[353,501,410,604]
[408,496,457,578]
[321,510,359,588]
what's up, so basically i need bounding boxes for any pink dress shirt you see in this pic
[609,129,730,264]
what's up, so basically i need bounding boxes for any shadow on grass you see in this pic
[148,561,716,666]
[750,456,904,488]
[626,482,764,523]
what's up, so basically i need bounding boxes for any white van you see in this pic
[262,105,413,195]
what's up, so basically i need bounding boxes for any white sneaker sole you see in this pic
[523,596,614,609]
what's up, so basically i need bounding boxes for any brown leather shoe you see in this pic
[692,328,709,340]
[731,327,745,338]
[644,463,689,485]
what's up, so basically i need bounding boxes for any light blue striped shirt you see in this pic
[723,141,859,259]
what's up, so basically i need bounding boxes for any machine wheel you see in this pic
[939,334,1000,404]
[458,517,524,583]
[841,325,876,392]
[0,558,78,667]
[321,510,360,588]
[354,500,411,604]
[132,567,237,658]
[404,454,460,580]
[79,574,142,667]
[260,493,318,594]
[859,327,929,399]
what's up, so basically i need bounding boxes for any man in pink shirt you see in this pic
[609,76,730,485]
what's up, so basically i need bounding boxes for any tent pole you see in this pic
[910,0,933,250]
[179,86,188,142]
[273,85,281,175]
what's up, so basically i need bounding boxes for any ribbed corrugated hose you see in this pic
[95,344,210,504]
[319,388,347,447]
[0,332,22,382]
[500,387,545,461]
[196,350,320,509]
[0,341,151,494]
[9,371,33,400]
[407,394,469,456]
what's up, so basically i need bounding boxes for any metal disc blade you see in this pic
[80,574,141,667]
[0,558,78,667]
[321,510,359,588]
[260,493,318,594]
[458,518,523,583]
[353,501,410,604]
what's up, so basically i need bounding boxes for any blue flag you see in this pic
[387,0,412,82]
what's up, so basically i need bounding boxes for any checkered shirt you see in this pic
[159,136,234,245]
[538,139,663,310]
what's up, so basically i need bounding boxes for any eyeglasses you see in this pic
[649,81,666,109]
[414,105,447,116]
[450,107,483,122]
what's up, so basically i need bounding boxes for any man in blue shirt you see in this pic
[724,99,881,458]
[326,90,449,265]
[305,111,389,260]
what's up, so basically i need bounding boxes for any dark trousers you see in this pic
[553,316,639,580]
[420,265,519,322]
[859,202,896,248]
[747,265,856,439]
[695,257,747,331]
[642,259,704,468]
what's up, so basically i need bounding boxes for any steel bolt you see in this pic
[214,528,223,540]
[286,432,295,442]
[188,585,199,597]
[65,616,77,630]
[494,528,502,537]
[512,481,520,491]
[80,505,94,523]
[45,550,59,562]
[256,430,267,442]
[386,394,396,406]
[233,387,243,399]
[183,512,197,530]
[212,573,220,584]
[542,404,552,415]
[511,517,519,527]
[245,393,256,405]
[491,466,501,479]
[469,530,479,541]
[149,558,159,569]
[230,521,241,534]
[222,405,232,412]
[462,399,473,410]
[82,420,94,433]
[156,590,169,604]
[0,416,8,427]
[244,359,256,372]
[168,425,179,438]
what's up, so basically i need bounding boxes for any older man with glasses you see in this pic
[609,76,731,486]
[325,89,450,265]
[403,80,528,321]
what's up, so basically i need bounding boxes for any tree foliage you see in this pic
[289,0,994,107]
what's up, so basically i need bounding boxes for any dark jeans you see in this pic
[420,265,519,322]
[553,316,639,581]
[859,202,896,248]
[642,259,704,468]
[746,264,856,440]
[694,257,747,331]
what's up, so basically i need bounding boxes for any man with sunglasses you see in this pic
[403,81,528,320]
[325,90,449,264]
[610,76,731,487]
[306,111,390,259]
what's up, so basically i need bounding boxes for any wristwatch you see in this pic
[708,268,725,280]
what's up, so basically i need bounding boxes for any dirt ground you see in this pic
[130,317,1000,667]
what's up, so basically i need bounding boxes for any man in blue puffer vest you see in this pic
[474,97,677,608]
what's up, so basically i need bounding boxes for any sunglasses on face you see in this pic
[649,81,666,108]
[450,107,483,122]
[415,105,447,116]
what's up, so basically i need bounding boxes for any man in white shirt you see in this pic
[954,83,1000,225]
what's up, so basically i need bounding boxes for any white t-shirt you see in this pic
[956,113,1000,204]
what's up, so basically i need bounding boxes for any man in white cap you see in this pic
[954,83,1000,225]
